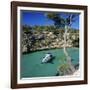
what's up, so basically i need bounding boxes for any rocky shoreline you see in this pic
[22,28,79,54]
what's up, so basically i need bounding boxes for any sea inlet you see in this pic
[21,48,79,78]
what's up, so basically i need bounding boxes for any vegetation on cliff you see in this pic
[22,25,79,53]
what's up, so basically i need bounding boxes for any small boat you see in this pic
[41,53,54,63]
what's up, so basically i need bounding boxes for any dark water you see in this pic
[21,48,79,78]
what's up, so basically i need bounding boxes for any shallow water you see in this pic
[21,48,79,78]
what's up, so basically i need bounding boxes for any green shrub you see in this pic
[57,63,71,75]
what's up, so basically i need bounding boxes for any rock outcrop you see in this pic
[22,29,79,53]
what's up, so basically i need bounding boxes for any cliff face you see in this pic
[21,29,79,53]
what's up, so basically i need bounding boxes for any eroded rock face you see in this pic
[22,45,27,53]
[22,29,79,53]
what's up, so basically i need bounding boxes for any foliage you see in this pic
[22,25,32,34]
[58,63,70,71]
[45,13,65,28]
[45,12,79,29]
[72,38,79,47]
[57,62,72,76]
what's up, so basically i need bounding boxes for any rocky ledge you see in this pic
[22,29,79,54]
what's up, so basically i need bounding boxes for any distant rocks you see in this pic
[22,29,79,53]
[22,45,27,53]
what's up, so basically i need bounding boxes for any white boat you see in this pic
[41,53,54,63]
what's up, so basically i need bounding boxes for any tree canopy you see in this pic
[45,12,79,29]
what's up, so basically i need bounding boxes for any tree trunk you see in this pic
[63,25,75,73]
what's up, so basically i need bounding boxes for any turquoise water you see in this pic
[21,48,79,78]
